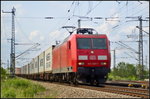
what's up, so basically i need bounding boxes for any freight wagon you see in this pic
[15,67,21,75]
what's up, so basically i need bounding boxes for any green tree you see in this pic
[136,64,149,80]
[109,62,138,80]
[125,63,137,77]
[1,67,7,80]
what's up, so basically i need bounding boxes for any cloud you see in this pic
[109,34,122,41]
[48,30,70,45]
[107,13,120,25]
[109,8,118,16]
[29,30,39,40]
[49,30,61,41]
[93,11,122,43]
[49,30,60,36]
[96,22,109,34]
[40,36,44,41]
[13,4,25,16]
[120,26,135,35]
[95,13,120,34]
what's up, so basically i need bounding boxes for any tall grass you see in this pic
[1,77,45,98]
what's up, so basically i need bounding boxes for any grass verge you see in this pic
[1,77,46,98]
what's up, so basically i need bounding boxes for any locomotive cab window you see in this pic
[92,38,107,49]
[77,38,107,49]
[77,38,91,49]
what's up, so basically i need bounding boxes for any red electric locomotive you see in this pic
[52,28,111,85]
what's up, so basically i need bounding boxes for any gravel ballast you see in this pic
[31,80,139,98]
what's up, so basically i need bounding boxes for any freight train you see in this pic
[17,28,111,85]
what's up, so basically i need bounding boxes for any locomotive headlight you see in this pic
[101,62,107,65]
[91,51,94,54]
[78,62,85,65]
[98,55,107,60]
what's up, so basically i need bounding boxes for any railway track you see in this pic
[105,80,149,89]
[42,80,149,98]
[20,77,150,98]
[77,84,149,98]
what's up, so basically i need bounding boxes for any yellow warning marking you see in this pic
[128,84,133,87]
[141,84,147,89]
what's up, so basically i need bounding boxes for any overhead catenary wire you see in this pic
[15,18,35,43]
[38,2,78,45]
[44,1,88,42]
[130,5,149,16]
[77,2,140,34]
[31,2,78,56]
[67,1,75,13]
[124,52,139,61]
[108,2,148,32]
[115,41,138,54]
[84,1,102,16]
[3,16,79,20]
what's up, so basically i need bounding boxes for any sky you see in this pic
[1,1,149,69]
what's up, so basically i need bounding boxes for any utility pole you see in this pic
[126,16,148,79]
[3,7,16,77]
[145,55,147,69]
[111,50,116,69]
[113,50,116,69]
[139,17,144,79]
[7,60,9,74]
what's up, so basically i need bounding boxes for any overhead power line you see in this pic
[15,43,40,59]
[136,26,149,35]
[85,1,102,16]
[15,18,35,43]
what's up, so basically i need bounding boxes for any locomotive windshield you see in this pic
[77,38,91,49]
[92,38,107,49]
[77,38,107,49]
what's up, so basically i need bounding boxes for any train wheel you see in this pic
[69,81,73,85]
[96,81,99,86]
[90,79,94,85]
[73,77,78,86]
[73,73,78,86]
